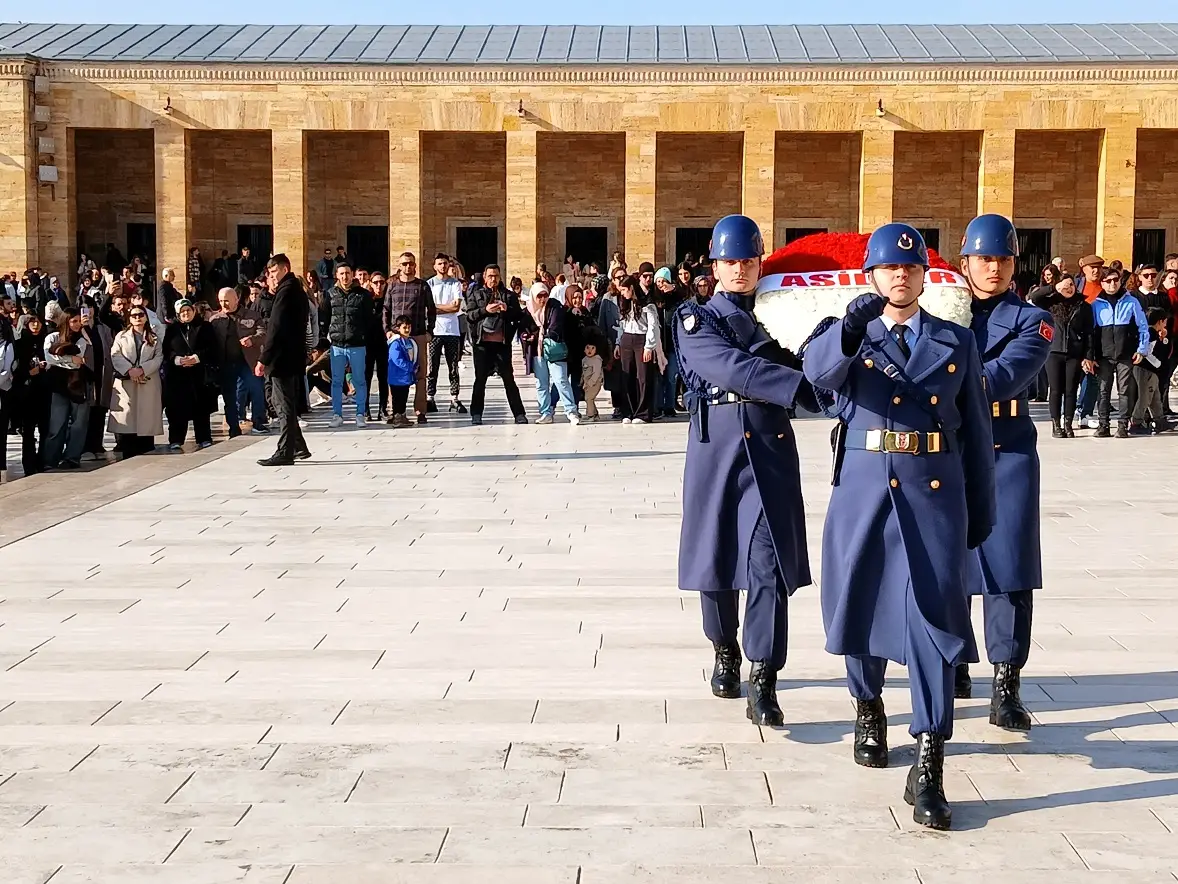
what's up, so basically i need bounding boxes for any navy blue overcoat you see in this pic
[803,310,996,666]
[675,294,814,596]
[969,292,1052,595]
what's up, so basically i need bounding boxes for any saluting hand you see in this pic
[843,292,887,335]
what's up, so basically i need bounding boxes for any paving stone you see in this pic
[2,390,1175,878]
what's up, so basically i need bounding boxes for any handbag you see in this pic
[542,337,568,363]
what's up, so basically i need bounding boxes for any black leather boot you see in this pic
[989,663,1032,731]
[853,697,889,768]
[953,662,972,699]
[1051,418,1065,438]
[710,642,742,699]
[904,732,952,830]
[746,661,784,726]
[1062,418,1075,438]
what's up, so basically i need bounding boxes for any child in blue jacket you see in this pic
[386,314,419,428]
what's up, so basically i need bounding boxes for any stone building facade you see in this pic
[3,26,1178,291]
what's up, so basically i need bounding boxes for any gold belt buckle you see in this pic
[883,430,920,454]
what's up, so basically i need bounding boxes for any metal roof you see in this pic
[2,23,1177,65]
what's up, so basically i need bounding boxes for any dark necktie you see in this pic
[893,326,911,362]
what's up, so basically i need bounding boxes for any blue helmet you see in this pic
[709,214,764,261]
[863,223,929,271]
[961,214,1019,258]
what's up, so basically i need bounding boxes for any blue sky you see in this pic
[14,0,1177,24]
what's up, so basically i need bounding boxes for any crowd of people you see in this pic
[1025,252,1178,437]
[1,240,1175,482]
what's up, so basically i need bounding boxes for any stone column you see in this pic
[271,129,307,276]
[977,129,1016,219]
[153,124,191,292]
[858,129,895,233]
[625,130,657,265]
[505,129,538,279]
[0,75,37,272]
[1096,119,1138,263]
[742,130,776,253]
[389,131,421,265]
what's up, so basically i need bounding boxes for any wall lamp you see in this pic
[876,99,885,118]
[163,96,173,115]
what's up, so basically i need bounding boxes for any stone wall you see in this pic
[1014,130,1100,264]
[420,132,506,265]
[536,133,625,271]
[654,133,742,266]
[893,131,980,260]
[306,130,390,262]
[773,133,861,237]
[1135,129,1178,239]
[73,129,155,262]
[188,130,273,260]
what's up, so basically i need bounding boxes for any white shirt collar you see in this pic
[879,311,922,338]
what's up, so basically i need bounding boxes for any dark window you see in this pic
[785,227,827,244]
[1133,229,1166,271]
[916,228,941,253]
[456,226,498,277]
[126,223,156,265]
[237,225,273,260]
[675,227,713,264]
[564,226,608,273]
[346,225,390,276]
[1015,228,1052,294]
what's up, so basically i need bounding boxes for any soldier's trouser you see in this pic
[699,514,788,670]
[845,611,954,738]
[981,590,1033,669]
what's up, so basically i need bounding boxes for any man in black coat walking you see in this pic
[255,254,310,466]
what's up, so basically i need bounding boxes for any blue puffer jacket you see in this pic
[387,336,418,387]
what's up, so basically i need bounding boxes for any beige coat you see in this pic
[107,329,164,437]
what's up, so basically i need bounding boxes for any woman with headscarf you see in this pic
[163,299,217,451]
[12,313,50,475]
[109,304,164,457]
[42,308,93,470]
[520,281,580,425]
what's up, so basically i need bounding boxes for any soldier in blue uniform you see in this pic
[803,224,996,830]
[955,214,1053,732]
[675,215,817,727]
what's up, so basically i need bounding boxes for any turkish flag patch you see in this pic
[1038,320,1054,342]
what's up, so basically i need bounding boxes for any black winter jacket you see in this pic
[323,283,374,349]
[260,273,310,377]
[1030,290,1095,359]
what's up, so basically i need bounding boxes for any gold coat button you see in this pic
[930,479,941,490]
[776,433,784,439]
[947,364,957,373]
[889,478,899,488]
[864,358,874,368]
[744,432,751,439]
[930,395,939,405]
[994,444,1002,450]
[892,396,901,405]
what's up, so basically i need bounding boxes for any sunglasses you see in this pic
[130,312,146,318]
[1141,272,1158,278]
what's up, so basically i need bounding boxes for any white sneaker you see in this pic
[568,413,581,425]
[328,414,344,428]
[622,418,632,425]
[632,418,646,424]
[1085,418,1100,429]
[355,415,367,429]
[536,414,554,425]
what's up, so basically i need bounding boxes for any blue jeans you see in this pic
[1077,373,1099,419]
[330,345,367,417]
[43,393,90,467]
[658,352,679,413]
[236,364,267,427]
[533,357,579,418]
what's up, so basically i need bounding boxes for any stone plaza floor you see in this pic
[1,382,1177,883]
